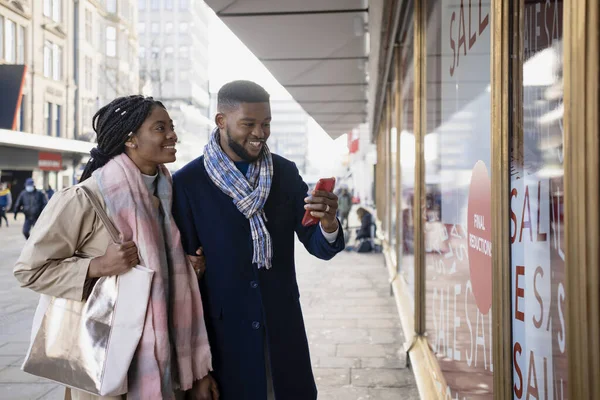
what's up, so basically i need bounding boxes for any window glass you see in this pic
[510,1,566,398]
[398,3,415,300]
[424,0,494,397]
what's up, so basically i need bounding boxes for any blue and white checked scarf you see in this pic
[203,128,274,269]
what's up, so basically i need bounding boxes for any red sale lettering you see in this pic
[449,12,456,77]
[465,280,474,366]
[448,0,490,76]
[533,267,544,329]
[510,188,518,244]
[478,0,489,34]
[527,351,540,399]
[515,266,525,322]
[519,186,533,242]
[558,283,566,353]
[457,1,467,65]
[514,342,523,399]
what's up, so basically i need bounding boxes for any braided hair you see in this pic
[80,95,165,182]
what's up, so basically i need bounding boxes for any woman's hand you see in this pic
[88,241,139,278]
[188,247,206,279]
[189,373,219,400]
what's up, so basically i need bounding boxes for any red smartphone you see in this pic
[302,177,336,227]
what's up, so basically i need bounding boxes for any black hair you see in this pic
[80,95,165,182]
[217,80,270,112]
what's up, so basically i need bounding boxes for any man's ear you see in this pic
[215,113,226,129]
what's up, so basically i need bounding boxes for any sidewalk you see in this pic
[0,215,418,399]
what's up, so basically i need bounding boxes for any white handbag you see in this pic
[22,185,154,396]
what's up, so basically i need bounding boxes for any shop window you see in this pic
[398,6,416,299]
[424,0,493,397]
[510,1,566,398]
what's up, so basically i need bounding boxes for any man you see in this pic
[0,182,12,227]
[337,188,352,229]
[13,178,47,239]
[45,185,55,200]
[173,80,345,400]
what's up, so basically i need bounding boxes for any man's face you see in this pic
[217,102,271,162]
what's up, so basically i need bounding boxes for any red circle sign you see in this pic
[467,161,492,314]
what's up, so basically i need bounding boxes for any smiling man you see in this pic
[172,80,345,400]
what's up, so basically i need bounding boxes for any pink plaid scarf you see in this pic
[93,154,211,399]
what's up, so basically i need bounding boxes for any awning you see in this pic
[0,129,94,155]
[205,0,369,139]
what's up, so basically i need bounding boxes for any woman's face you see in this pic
[126,106,178,173]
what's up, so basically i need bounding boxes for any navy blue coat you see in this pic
[172,154,345,400]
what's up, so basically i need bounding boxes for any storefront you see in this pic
[0,129,92,200]
[372,1,599,399]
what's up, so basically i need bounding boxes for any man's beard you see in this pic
[226,128,263,162]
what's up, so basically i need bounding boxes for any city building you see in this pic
[137,0,212,170]
[0,0,139,198]
[75,0,140,143]
[268,100,309,175]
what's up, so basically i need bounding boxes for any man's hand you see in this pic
[189,373,219,400]
[188,247,206,279]
[304,190,340,233]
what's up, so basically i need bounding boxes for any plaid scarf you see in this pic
[203,128,274,269]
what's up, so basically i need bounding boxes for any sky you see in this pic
[206,8,349,177]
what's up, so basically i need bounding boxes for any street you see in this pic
[0,214,417,400]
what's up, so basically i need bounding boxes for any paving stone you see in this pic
[0,367,45,383]
[38,385,66,399]
[313,368,351,386]
[304,319,358,329]
[0,356,21,369]
[0,383,58,400]
[357,319,401,329]
[366,328,402,344]
[313,357,362,369]
[0,342,30,356]
[351,368,416,388]
[360,356,406,369]
[337,344,388,358]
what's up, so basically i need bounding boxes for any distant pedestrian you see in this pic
[0,182,12,227]
[337,188,352,229]
[45,185,55,200]
[13,178,47,239]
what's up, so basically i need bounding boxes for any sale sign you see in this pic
[467,161,492,314]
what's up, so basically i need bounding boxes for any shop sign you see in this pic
[467,160,492,314]
[38,152,62,171]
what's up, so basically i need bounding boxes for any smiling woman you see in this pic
[14,93,214,400]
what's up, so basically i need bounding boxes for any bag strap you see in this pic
[79,185,121,244]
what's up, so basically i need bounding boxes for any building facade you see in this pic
[75,0,140,142]
[268,100,309,175]
[138,0,212,170]
[371,1,599,398]
[0,0,139,197]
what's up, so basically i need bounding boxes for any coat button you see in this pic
[250,281,259,289]
[252,321,261,330]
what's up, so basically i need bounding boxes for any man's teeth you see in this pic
[163,145,175,149]
[249,142,263,148]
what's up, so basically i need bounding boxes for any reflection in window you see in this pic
[424,0,493,397]
[511,1,566,398]
[397,4,415,302]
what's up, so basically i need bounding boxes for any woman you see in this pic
[14,95,217,400]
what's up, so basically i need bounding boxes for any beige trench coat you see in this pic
[14,178,120,400]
